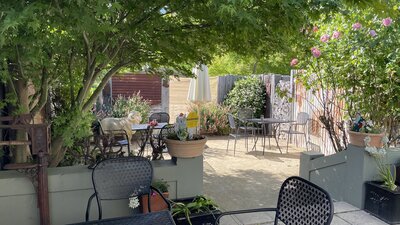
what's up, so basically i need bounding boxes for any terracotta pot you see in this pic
[347,130,385,148]
[165,137,207,158]
[140,192,169,213]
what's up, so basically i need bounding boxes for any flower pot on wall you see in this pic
[165,137,207,158]
[347,130,385,148]
[140,192,169,213]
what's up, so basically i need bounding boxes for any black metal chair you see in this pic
[92,120,131,157]
[237,109,262,150]
[215,176,334,225]
[280,112,310,153]
[227,113,260,156]
[150,124,175,160]
[148,112,170,123]
[85,157,171,221]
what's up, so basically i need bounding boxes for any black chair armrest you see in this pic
[85,193,96,222]
[150,186,172,211]
[215,207,277,225]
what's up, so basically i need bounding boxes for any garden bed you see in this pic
[364,181,400,225]
[172,197,221,225]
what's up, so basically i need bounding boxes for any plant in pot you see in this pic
[140,179,170,213]
[165,113,207,158]
[347,113,385,148]
[172,195,221,225]
[364,140,400,224]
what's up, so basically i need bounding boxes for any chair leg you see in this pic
[227,136,230,153]
[286,134,290,153]
[304,133,308,151]
[234,136,237,156]
[244,128,248,151]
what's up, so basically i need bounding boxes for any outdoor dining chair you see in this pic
[92,119,131,158]
[227,113,258,156]
[149,112,170,123]
[237,109,262,148]
[85,156,171,221]
[215,176,334,225]
[279,112,310,153]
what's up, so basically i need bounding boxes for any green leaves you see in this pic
[224,76,266,117]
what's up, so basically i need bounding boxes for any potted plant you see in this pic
[364,142,400,224]
[165,113,207,158]
[172,195,221,225]
[140,180,170,213]
[348,113,385,148]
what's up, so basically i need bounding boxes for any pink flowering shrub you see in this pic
[293,11,400,146]
[188,103,230,135]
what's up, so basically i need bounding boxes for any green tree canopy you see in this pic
[0,0,380,165]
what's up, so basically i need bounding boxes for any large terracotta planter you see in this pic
[165,137,207,158]
[140,192,169,213]
[348,130,385,148]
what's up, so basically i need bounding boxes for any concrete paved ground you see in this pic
[203,135,389,225]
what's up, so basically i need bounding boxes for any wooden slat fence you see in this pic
[291,70,341,155]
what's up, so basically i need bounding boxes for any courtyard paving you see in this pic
[202,135,389,225]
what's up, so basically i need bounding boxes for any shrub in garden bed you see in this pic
[112,93,151,123]
[172,196,221,225]
[224,76,266,118]
[188,103,230,135]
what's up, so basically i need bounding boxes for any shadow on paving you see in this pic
[203,167,283,212]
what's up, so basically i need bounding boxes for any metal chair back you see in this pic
[149,112,170,123]
[151,124,175,160]
[227,113,237,130]
[296,112,309,125]
[275,176,333,225]
[237,109,254,121]
[88,157,153,220]
[215,176,333,225]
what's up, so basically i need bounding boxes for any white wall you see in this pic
[0,157,203,225]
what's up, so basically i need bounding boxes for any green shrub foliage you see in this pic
[224,77,266,117]
[112,93,151,123]
[188,103,230,135]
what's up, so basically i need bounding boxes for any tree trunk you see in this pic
[49,135,65,167]
[14,80,32,163]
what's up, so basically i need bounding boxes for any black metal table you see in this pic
[69,211,176,225]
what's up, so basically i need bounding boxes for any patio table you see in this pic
[69,211,176,225]
[132,122,168,157]
[246,118,293,154]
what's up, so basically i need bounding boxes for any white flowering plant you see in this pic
[128,195,140,209]
[364,136,397,191]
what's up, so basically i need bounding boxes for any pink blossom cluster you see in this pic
[320,34,330,42]
[352,22,362,30]
[369,30,377,37]
[290,58,299,67]
[311,47,321,58]
[382,17,392,27]
[332,31,341,39]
